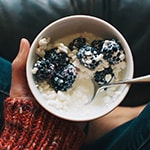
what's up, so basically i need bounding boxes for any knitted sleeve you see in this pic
[0,97,85,150]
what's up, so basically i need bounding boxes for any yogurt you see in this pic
[32,32,126,115]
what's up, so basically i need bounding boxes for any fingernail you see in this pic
[19,38,26,53]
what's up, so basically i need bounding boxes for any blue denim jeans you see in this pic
[0,57,149,149]
[81,103,150,150]
[0,57,11,131]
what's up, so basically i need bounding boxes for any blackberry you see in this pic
[50,64,77,92]
[101,39,124,64]
[91,40,104,53]
[76,45,102,69]
[32,58,55,81]
[68,37,86,51]
[94,67,114,85]
[45,48,70,67]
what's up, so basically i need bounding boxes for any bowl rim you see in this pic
[26,15,134,121]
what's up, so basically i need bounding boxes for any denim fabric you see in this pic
[0,57,11,132]
[0,57,11,95]
[0,57,150,149]
[81,103,150,150]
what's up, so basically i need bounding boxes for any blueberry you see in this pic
[33,58,55,81]
[68,37,86,51]
[45,48,70,67]
[50,64,77,92]
[77,45,101,69]
[94,67,114,85]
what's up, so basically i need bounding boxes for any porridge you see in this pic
[32,32,126,114]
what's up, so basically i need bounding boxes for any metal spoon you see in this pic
[89,74,150,103]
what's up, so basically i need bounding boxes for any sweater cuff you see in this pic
[0,97,85,150]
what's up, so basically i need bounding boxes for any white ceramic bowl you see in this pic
[26,15,134,121]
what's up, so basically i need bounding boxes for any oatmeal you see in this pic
[32,32,126,113]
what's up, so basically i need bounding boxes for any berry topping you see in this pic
[68,37,86,51]
[91,40,104,52]
[33,36,126,93]
[101,39,124,64]
[32,58,55,81]
[50,64,77,92]
[76,45,102,69]
[94,67,114,85]
[45,48,70,67]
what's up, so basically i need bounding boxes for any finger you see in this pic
[10,38,31,97]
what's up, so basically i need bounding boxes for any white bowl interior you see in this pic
[26,15,134,121]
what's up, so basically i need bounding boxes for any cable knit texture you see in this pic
[0,97,85,150]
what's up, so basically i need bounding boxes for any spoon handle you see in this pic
[111,75,150,85]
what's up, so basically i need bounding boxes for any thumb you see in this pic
[10,38,31,97]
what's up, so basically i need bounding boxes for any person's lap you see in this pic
[0,57,149,149]
[81,102,150,149]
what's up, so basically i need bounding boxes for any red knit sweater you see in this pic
[0,97,85,150]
